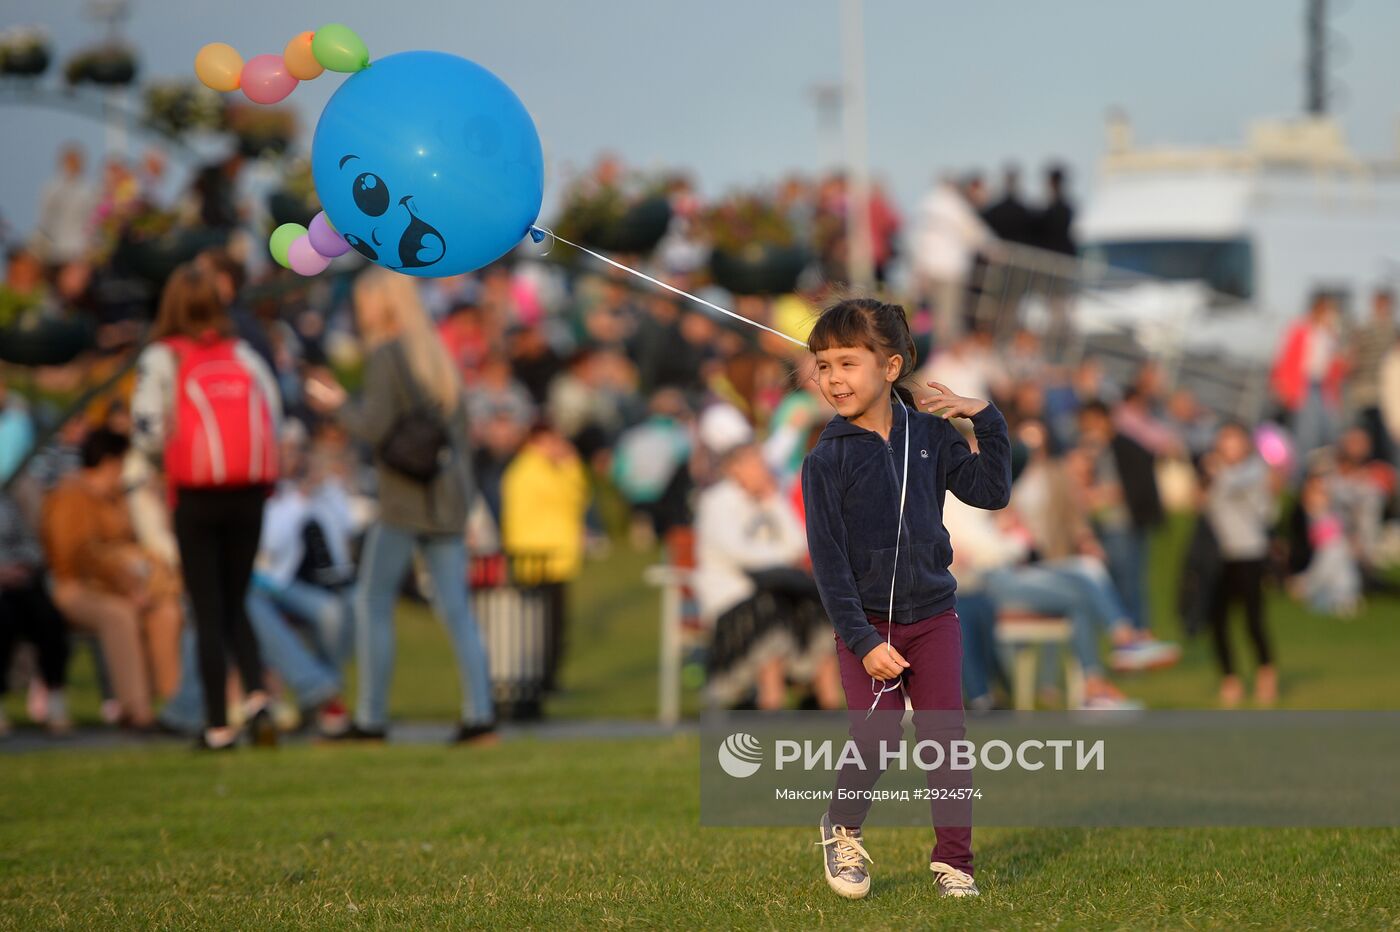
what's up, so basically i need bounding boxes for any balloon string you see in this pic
[528,225,808,349]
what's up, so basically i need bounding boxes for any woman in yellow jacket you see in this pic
[500,418,590,691]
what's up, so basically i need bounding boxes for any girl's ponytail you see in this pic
[882,302,918,407]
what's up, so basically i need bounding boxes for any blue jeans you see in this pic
[353,523,494,729]
[955,591,998,702]
[1293,380,1339,482]
[252,575,353,669]
[1099,526,1150,633]
[159,590,345,732]
[983,559,1129,677]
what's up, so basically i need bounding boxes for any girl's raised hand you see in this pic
[919,380,989,420]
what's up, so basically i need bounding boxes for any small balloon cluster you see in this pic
[269,211,350,276]
[194,23,369,103]
[195,24,369,275]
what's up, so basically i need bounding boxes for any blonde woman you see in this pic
[306,268,496,744]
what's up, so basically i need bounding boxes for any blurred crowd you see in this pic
[2,143,1399,739]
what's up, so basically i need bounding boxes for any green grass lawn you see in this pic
[3,525,1399,928]
[2,738,1397,929]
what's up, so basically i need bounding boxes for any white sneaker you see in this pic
[1110,639,1182,672]
[930,861,980,897]
[817,813,872,899]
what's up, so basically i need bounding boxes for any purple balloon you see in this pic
[308,211,350,258]
[288,236,332,276]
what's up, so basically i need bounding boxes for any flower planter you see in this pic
[0,317,94,366]
[0,45,49,77]
[583,196,672,255]
[65,46,138,86]
[709,243,810,296]
[144,81,225,135]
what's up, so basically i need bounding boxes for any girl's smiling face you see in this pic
[813,344,901,420]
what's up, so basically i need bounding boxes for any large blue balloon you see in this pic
[311,50,544,277]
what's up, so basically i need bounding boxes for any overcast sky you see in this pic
[5,0,1400,238]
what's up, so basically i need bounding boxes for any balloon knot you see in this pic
[529,227,546,244]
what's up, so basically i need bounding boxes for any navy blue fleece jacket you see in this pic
[800,396,1012,659]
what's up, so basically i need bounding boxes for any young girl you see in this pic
[131,262,282,750]
[802,299,1011,900]
[1202,422,1279,706]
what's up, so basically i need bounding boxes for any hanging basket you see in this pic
[144,80,225,135]
[709,242,810,296]
[65,45,138,86]
[0,27,50,77]
[583,196,672,255]
[0,44,49,77]
[0,316,94,366]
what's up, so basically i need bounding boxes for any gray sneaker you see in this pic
[817,813,872,899]
[930,860,980,897]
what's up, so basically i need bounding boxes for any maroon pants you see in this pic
[827,608,973,875]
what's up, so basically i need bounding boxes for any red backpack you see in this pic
[163,336,278,489]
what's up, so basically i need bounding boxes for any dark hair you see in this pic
[1307,290,1335,313]
[80,427,130,469]
[807,297,918,405]
[526,415,559,439]
[152,262,231,341]
[1078,400,1111,420]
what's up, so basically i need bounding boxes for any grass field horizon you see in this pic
[4,524,1399,928]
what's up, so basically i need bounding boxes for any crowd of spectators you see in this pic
[1,143,1398,738]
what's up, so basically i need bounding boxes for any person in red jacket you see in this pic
[1271,293,1346,479]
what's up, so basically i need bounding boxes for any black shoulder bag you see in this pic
[376,345,451,484]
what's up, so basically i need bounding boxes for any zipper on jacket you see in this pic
[884,436,903,557]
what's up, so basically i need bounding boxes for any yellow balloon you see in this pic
[195,42,243,93]
[283,31,323,81]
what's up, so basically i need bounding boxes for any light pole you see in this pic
[841,0,875,292]
[806,80,843,174]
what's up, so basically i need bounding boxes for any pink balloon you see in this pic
[288,236,331,276]
[1254,422,1293,471]
[241,53,299,105]
[308,211,350,257]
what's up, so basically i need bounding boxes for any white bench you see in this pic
[644,564,695,726]
[645,567,1085,717]
[995,612,1084,710]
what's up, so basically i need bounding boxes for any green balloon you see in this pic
[270,223,307,269]
[312,23,369,73]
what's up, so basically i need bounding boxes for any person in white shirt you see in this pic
[32,145,96,267]
[911,176,994,347]
[696,442,840,710]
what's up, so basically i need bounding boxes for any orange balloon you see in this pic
[283,31,324,81]
[195,42,243,92]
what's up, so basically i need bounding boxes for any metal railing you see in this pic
[960,238,1272,422]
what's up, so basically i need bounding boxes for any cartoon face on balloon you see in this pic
[197,29,544,278]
